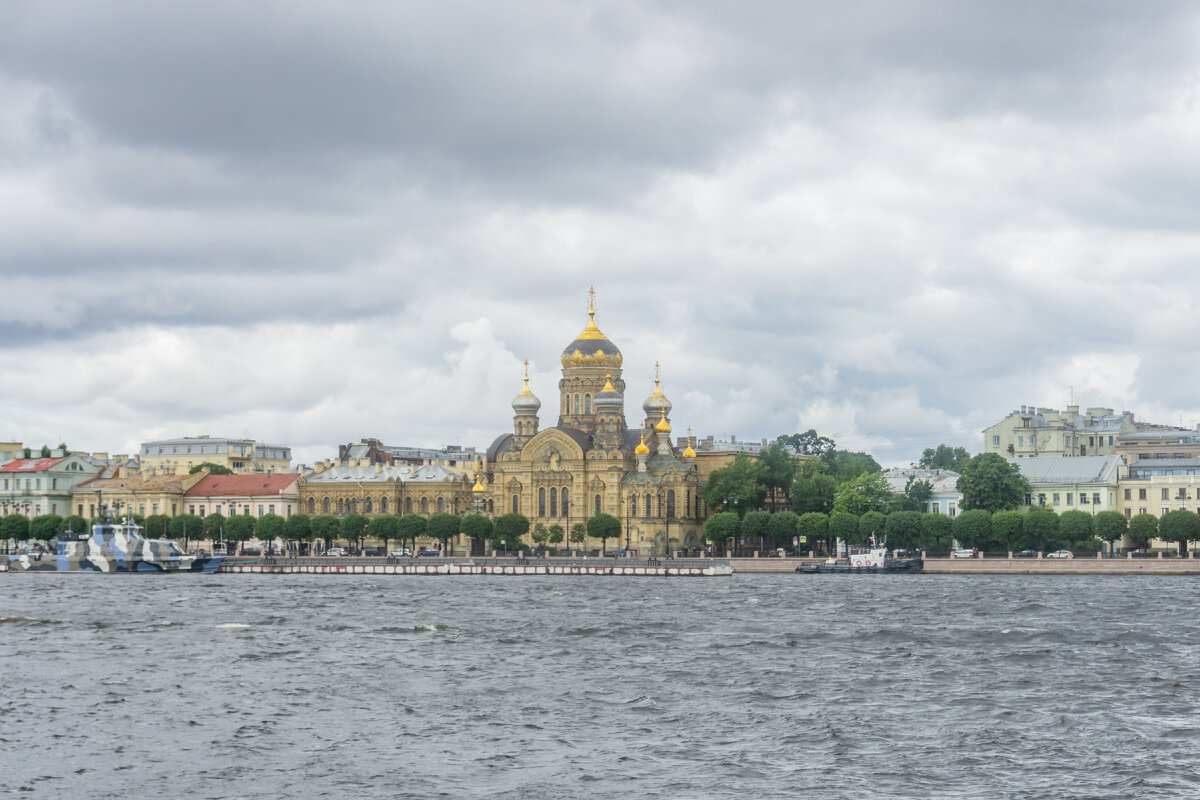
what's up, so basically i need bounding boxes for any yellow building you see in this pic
[71,467,207,520]
[138,435,292,475]
[483,291,705,556]
[984,405,1135,458]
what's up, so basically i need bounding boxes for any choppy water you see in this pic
[3,574,1200,799]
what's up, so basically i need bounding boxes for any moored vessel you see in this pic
[3,508,224,574]
[796,543,922,575]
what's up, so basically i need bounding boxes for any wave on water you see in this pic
[215,623,251,629]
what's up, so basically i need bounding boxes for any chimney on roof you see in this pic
[375,463,383,474]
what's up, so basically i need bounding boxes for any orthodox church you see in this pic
[485,291,706,555]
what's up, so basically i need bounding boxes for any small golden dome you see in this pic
[654,409,672,434]
[602,374,615,392]
[634,431,649,455]
[682,443,696,458]
[472,475,485,493]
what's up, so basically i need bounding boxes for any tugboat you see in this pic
[3,505,224,574]
[796,536,922,575]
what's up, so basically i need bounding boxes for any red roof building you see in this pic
[184,473,301,519]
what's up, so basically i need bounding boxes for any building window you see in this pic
[645,493,651,517]
[1125,508,1131,519]
[436,497,445,513]
[666,489,675,518]
[381,498,388,513]
[584,395,591,414]
[574,395,580,415]
[595,494,602,514]
[1108,436,1113,446]
[1079,493,1089,505]
[512,495,519,514]
[1038,494,1046,506]
[258,504,265,516]
[550,487,558,517]
[243,504,250,515]
[420,497,428,514]
[405,497,413,514]
[539,488,546,516]
[364,498,372,513]
[949,503,957,518]
[1162,506,1170,516]
[1052,493,1060,505]
[561,488,569,517]
[630,495,637,516]
[1093,493,1100,505]
[1162,488,1170,500]
[323,498,330,513]
[1139,489,1147,500]
[1124,489,1131,500]
[308,498,315,514]
[1018,436,1024,446]
[993,435,1000,447]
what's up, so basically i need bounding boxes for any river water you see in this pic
[3,574,1199,799]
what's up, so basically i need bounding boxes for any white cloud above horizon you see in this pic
[3,1,1200,468]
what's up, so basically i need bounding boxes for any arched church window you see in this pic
[323,498,330,513]
[404,497,413,514]
[630,495,637,516]
[350,499,358,514]
[574,394,580,415]
[307,498,315,514]
[337,498,345,514]
[539,488,546,517]
[512,494,519,514]
[561,488,569,516]
[364,497,372,513]
[381,497,388,513]
[550,487,558,517]
[437,497,445,513]
[594,494,601,514]
[420,497,428,514]
[667,489,676,518]
[585,395,591,414]
[488,500,494,513]
[644,494,651,517]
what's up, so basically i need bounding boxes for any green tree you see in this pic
[791,459,836,514]
[340,514,369,549]
[427,513,461,554]
[202,511,225,541]
[703,511,741,553]
[460,514,494,548]
[143,514,171,539]
[857,510,886,546]
[1159,509,1200,555]
[920,513,954,554]
[39,444,51,458]
[396,514,427,551]
[1128,513,1158,549]
[1,514,30,543]
[919,444,972,472]
[494,513,530,549]
[991,510,1024,552]
[821,449,882,482]
[224,514,256,551]
[167,513,201,546]
[189,462,233,475]
[1093,511,1127,550]
[833,472,892,516]
[953,509,992,550]
[310,514,340,548]
[63,514,89,536]
[757,444,796,508]
[586,512,621,553]
[29,514,63,542]
[957,453,1030,512]
[364,514,397,552]
[777,429,835,456]
[1058,510,1094,551]
[767,511,800,550]
[892,477,934,513]
[740,510,772,552]
[700,452,766,515]
[569,523,588,551]
[1023,507,1059,552]
[828,511,859,554]
[795,512,827,551]
[531,522,550,552]
[283,514,311,553]
[885,511,923,550]
[547,523,565,551]
[256,513,286,553]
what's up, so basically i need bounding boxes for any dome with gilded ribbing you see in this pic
[561,290,622,369]
[642,367,672,418]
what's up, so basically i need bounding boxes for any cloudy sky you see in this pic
[3,1,1200,468]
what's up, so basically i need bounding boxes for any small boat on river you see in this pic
[3,508,224,574]
[796,545,923,575]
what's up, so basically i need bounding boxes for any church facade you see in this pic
[485,294,707,556]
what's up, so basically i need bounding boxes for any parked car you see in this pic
[951,549,976,558]
[417,549,441,557]
[1014,549,1038,558]
[361,547,384,557]
[324,547,348,557]
[1046,550,1073,559]
[390,548,414,558]
[1130,548,1152,557]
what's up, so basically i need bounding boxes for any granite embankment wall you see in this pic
[727,555,1200,575]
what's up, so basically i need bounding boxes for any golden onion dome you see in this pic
[634,430,650,455]
[654,409,672,434]
[682,442,696,458]
[472,475,485,493]
[561,289,622,369]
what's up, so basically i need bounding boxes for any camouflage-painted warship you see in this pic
[3,508,224,574]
